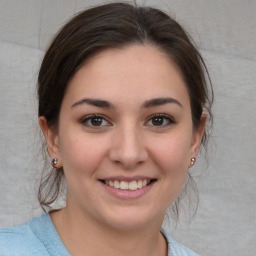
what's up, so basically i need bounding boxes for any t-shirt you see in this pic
[0,214,199,255]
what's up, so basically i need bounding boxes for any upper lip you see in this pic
[99,176,156,182]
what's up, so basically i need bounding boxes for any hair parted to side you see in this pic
[37,2,213,218]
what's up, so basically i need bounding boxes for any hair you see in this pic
[37,2,213,218]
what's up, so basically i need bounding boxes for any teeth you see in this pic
[137,180,142,189]
[120,181,128,190]
[105,179,150,191]
[128,180,137,190]
[114,180,120,189]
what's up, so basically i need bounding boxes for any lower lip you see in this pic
[100,181,154,199]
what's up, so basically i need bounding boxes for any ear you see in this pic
[189,113,207,166]
[39,116,62,167]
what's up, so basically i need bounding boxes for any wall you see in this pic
[0,0,255,255]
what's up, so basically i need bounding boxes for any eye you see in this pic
[81,114,111,127]
[146,114,174,127]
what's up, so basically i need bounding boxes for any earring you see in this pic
[190,157,196,166]
[51,158,58,167]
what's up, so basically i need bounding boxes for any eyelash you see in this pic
[81,114,111,128]
[80,113,175,128]
[145,114,175,127]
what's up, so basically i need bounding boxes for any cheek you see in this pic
[150,135,192,204]
[58,130,108,177]
[150,133,192,176]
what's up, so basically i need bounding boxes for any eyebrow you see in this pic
[142,97,183,108]
[71,97,183,109]
[71,98,114,108]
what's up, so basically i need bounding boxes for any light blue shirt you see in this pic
[0,214,199,255]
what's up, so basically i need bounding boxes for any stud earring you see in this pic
[51,158,58,167]
[190,157,196,166]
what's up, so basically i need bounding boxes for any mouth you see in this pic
[99,179,157,191]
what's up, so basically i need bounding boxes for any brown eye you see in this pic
[152,117,164,126]
[146,114,174,127]
[81,115,110,127]
[91,117,103,126]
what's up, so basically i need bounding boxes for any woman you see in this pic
[0,2,213,255]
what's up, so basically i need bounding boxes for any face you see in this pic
[41,45,204,230]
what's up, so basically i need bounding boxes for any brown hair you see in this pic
[37,2,213,218]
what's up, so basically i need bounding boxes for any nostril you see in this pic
[108,137,148,169]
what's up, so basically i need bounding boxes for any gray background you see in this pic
[0,0,255,255]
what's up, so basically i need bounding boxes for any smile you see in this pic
[100,179,156,191]
[99,177,156,199]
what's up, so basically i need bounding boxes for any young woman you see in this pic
[0,2,213,255]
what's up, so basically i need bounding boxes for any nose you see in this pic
[108,125,148,169]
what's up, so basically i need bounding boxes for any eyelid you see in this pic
[80,113,175,128]
[80,114,112,127]
[145,113,175,127]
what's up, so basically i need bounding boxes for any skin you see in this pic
[39,45,205,256]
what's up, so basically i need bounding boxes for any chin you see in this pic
[103,209,163,231]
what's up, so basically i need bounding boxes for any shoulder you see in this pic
[0,214,50,256]
[161,229,200,256]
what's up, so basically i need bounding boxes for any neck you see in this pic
[50,204,167,256]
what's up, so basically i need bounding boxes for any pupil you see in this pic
[91,117,102,126]
[152,117,163,126]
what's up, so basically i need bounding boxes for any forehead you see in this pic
[64,44,190,108]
